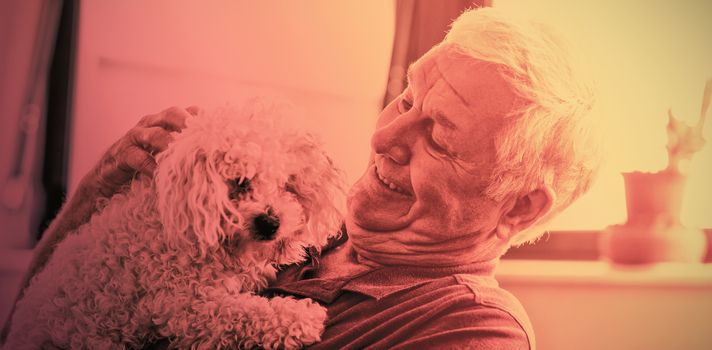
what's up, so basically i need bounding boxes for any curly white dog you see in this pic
[5,101,345,350]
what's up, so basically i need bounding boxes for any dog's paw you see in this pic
[262,297,327,350]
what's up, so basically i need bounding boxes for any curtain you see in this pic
[0,0,62,248]
[383,0,489,107]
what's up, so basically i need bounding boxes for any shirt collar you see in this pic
[341,258,499,300]
[268,249,499,303]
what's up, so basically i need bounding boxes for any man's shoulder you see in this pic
[353,273,532,350]
[452,274,527,313]
[408,272,527,314]
[446,273,535,350]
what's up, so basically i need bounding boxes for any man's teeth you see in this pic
[376,168,406,194]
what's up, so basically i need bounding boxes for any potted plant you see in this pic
[600,79,710,264]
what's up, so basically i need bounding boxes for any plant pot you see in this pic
[599,170,706,264]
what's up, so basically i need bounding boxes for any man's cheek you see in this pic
[418,182,449,209]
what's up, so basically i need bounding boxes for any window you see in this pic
[494,0,712,231]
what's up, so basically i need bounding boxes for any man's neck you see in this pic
[315,239,506,281]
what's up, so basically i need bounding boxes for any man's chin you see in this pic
[346,208,407,232]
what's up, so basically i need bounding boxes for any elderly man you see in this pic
[4,7,599,350]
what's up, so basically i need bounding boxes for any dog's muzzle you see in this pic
[252,208,280,241]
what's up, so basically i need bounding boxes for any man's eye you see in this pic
[430,137,449,155]
[398,97,413,113]
[426,124,452,156]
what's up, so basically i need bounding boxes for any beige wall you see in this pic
[498,260,712,350]
[70,0,396,192]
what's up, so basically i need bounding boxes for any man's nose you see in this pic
[372,111,417,165]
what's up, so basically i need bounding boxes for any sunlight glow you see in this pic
[495,0,712,229]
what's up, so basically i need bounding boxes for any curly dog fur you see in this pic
[5,101,345,350]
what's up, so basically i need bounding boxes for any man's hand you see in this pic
[85,106,200,198]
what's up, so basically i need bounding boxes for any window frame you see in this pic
[502,229,712,262]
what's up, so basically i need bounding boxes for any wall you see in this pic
[498,260,712,350]
[69,0,395,191]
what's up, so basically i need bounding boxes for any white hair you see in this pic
[443,7,602,245]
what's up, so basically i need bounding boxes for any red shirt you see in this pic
[267,242,535,350]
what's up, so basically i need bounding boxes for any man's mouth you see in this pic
[374,166,408,195]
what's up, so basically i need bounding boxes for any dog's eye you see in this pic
[285,175,298,195]
[228,178,252,199]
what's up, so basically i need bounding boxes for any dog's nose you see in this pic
[253,212,280,241]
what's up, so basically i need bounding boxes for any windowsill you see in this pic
[502,229,712,262]
[496,259,712,287]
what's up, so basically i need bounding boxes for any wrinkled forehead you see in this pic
[408,44,519,120]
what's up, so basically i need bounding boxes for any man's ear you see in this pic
[495,187,555,240]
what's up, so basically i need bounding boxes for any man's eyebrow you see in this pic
[406,66,414,86]
[406,65,457,130]
[434,112,457,130]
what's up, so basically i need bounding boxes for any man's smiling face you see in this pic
[346,44,520,266]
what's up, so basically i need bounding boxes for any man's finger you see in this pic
[124,146,157,177]
[129,127,173,153]
[137,157,157,177]
[186,105,201,116]
[139,106,192,132]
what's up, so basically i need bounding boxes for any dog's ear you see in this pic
[154,127,241,255]
[285,133,346,251]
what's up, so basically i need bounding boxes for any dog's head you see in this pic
[154,100,345,266]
